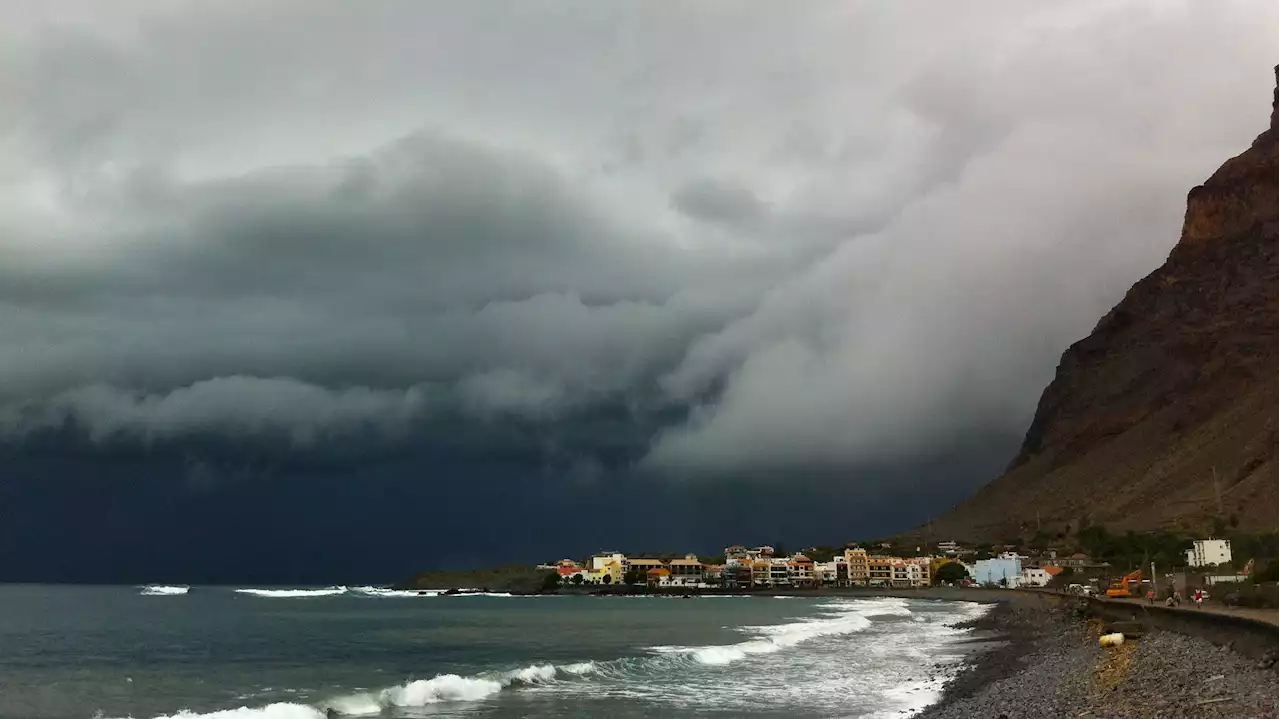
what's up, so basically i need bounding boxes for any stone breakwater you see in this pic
[918,596,1279,719]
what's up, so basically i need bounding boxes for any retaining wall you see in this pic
[1023,590,1279,659]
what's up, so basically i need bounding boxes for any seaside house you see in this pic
[788,554,816,587]
[904,557,933,586]
[667,555,705,587]
[626,558,666,578]
[844,548,870,586]
[1020,567,1051,587]
[813,559,848,586]
[557,565,590,584]
[768,558,791,587]
[589,560,623,585]
[591,552,626,571]
[724,561,753,589]
[752,560,772,587]
[646,568,671,588]
[973,556,1022,587]
[889,561,909,587]
[867,556,893,586]
[937,540,960,555]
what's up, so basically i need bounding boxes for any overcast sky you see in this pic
[0,0,1274,580]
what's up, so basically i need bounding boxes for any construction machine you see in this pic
[1106,569,1142,598]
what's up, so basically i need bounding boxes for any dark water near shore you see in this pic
[0,584,991,719]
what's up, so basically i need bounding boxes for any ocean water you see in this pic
[0,585,991,719]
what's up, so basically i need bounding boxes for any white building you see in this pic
[1186,539,1232,568]
[590,552,626,571]
[973,557,1022,587]
[937,540,959,555]
[1020,567,1051,588]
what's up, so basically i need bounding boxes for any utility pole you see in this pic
[1151,560,1158,600]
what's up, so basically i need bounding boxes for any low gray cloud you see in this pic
[0,376,435,444]
[0,0,1274,487]
[671,178,768,227]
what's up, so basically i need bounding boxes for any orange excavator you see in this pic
[1106,569,1143,598]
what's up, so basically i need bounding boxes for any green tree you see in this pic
[571,574,585,586]
[1212,516,1227,537]
[540,572,562,591]
[934,562,969,585]
[623,568,643,585]
[602,574,612,585]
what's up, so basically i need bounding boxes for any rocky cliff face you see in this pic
[927,69,1278,540]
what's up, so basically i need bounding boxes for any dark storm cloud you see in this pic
[0,0,1275,485]
[671,178,768,227]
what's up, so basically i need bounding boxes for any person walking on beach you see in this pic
[1193,589,1204,608]
[1173,590,1182,606]
[1146,588,1156,605]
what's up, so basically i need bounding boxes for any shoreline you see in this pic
[918,592,1279,718]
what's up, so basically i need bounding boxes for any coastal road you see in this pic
[1021,587,1278,626]
[1105,596,1279,626]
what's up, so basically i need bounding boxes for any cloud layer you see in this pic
[1,0,1275,485]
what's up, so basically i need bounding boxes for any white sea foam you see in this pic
[106,596,993,719]
[651,598,881,666]
[105,703,327,719]
[140,585,189,596]
[233,586,348,598]
[348,586,436,598]
[380,674,504,705]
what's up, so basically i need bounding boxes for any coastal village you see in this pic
[535,536,1259,595]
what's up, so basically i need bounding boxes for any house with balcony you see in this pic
[868,556,893,586]
[667,555,705,587]
[788,554,816,587]
[769,558,791,587]
[845,548,870,586]
[724,562,753,589]
[625,557,667,579]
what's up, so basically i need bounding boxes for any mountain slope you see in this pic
[924,68,1278,541]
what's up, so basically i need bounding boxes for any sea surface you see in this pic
[0,584,992,719]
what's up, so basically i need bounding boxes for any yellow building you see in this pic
[588,560,623,586]
[845,548,870,585]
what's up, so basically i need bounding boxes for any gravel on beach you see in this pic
[917,596,1279,719]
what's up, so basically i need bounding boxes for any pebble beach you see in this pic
[918,595,1279,719]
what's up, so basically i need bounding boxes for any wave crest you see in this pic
[233,586,347,598]
[140,585,190,596]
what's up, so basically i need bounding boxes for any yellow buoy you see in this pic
[1099,632,1125,648]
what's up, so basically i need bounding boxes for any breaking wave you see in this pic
[348,586,438,598]
[140,585,189,596]
[110,663,587,719]
[233,586,348,598]
[100,596,990,719]
[650,597,885,666]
